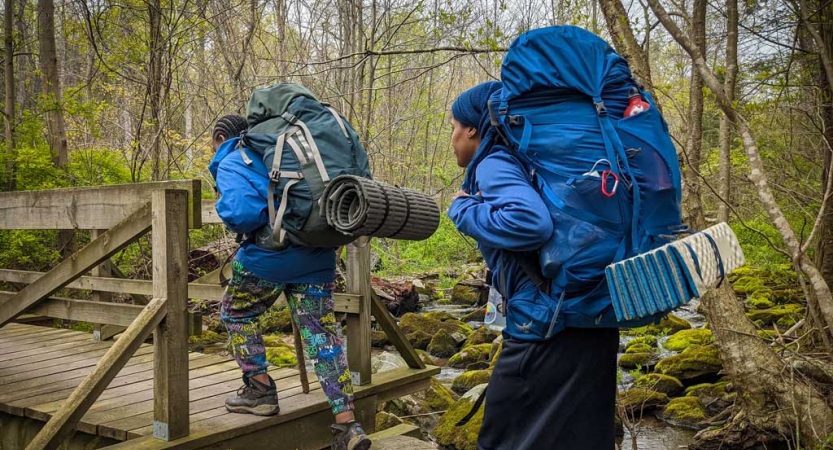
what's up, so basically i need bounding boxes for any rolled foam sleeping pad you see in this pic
[321,175,440,241]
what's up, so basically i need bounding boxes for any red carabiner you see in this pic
[601,170,619,198]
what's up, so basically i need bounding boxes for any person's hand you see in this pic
[453,190,470,200]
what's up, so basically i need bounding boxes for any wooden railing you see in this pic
[0,180,426,449]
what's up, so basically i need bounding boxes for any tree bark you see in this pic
[37,0,68,168]
[148,0,164,181]
[599,0,656,98]
[683,0,707,231]
[4,0,15,191]
[647,0,833,444]
[717,0,737,224]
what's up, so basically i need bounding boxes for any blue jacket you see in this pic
[209,137,335,284]
[448,149,557,340]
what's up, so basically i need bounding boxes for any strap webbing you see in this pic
[326,107,350,138]
[293,118,331,183]
[272,179,301,244]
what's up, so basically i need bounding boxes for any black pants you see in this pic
[477,327,620,450]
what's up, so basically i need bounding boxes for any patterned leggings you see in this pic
[220,259,354,415]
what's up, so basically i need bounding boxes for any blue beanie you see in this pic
[451,81,502,136]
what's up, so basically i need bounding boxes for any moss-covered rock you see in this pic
[434,385,487,450]
[425,311,457,322]
[400,313,473,338]
[489,336,503,367]
[262,333,287,347]
[625,335,658,350]
[731,276,765,294]
[619,388,669,416]
[448,344,493,369]
[629,314,692,336]
[451,284,482,306]
[413,377,457,411]
[655,344,722,383]
[188,330,224,349]
[626,343,654,354]
[406,330,433,350]
[265,343,297,367]
[462,307,486,323]
[618,352,654,369]
[746,304,805,326]
[416,349,435,366]
[428,330,458,357]
[776,316,798,328]
[371,330,390,348]
[748,296,775,309]
[258,306,293,334]
[659,396,707,429]
[634,373,684,396]
[662,329,714,352]
[451,370,492,394]
[771,288,802,304]
[376,411,404,432]
[684,381,735,415]
[464,326,500,348]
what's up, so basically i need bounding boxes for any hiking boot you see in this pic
[330,421,372,450]
[224,375,280,416]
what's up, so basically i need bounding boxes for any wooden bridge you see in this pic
[0,181,439,450]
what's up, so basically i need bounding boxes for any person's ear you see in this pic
[466,126,478,139]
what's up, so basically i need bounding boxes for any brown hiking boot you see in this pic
[330,421,372,450]
[224,375,280,416]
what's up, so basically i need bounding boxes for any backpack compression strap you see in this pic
[268,132,304,244]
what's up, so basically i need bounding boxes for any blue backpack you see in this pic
[489,26,684,329]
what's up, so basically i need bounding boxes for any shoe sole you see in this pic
[348,436,372,450]
[225,403,281,416]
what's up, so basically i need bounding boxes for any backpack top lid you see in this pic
[500,25,632,102]
[246,82,319,127]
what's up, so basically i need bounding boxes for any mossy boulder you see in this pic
[748,296,775,309]
[413,377,457,412]
[462,307,486,323]
[464,326,500,348]
[400,313,473,338]
[416,349,435,366]
[619,388,669,416]
[655,344,722,383]
[262,334,287,347]
[777,316,798,328]
[731,276,765,294]
[662,329,714,352]
[771,288,802,304]
[448,344,493,369]
[618,352,655,369]
[375,411,404,432]
[406,330,433,350]
[746,304,805,326]
[626,343,654,354]
[626,335,658,350]
[659,396,707,429]
[434,384,487,450]
[685,381,735,415]
[428,330,458,357]
[371,330,390,348]
[258,306,293,334]
[188,330,224,350]
[265,343,297,367]
[425,311,457,322]
[489,336,503,367]
[451,284,482,306]
[634,373,684,396]
[629,314,692,336]
[451,369,493,394]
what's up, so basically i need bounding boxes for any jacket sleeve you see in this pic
[448,151,553,251]
[214,163,270,235]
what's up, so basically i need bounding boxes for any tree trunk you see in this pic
[683,0,707,231]
[717,0,737,224]
[4,0,15,192]
[598,0,656,98]
[37,0,68,168]
[813,0,833,308]
[148,0,164,181]
[647,0,833,444]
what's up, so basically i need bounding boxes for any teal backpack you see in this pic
[241,83,372,249]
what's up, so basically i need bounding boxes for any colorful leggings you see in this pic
[220,259,355,415]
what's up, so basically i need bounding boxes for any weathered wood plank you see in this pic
[0,180,201,230]
[0,340,110,370]
[0,203,153,328]
[99,366,438,449]
[370,292,425,370]
[151,190,191,441]
[0,270,361,313]
[0,333,93,361]
[91,230,125,341]
[0,329,88,351]
[0,293,146,327]
[103,369,310,440]
[201,200,222,225]
[367,423,422,441]
[346,241,372,386]
[23,296,168,450]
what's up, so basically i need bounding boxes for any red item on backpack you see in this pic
[624,87,650,117]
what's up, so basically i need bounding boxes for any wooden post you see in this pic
[346,240,372,386]
[151,190,190,441]
[91,230,125,341]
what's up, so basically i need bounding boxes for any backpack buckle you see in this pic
[281,112,298,124]
[508,115,524,125]
[594,101,607,117]
[270,170,304,181]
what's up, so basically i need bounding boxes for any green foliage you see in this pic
[730,220,790,270]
